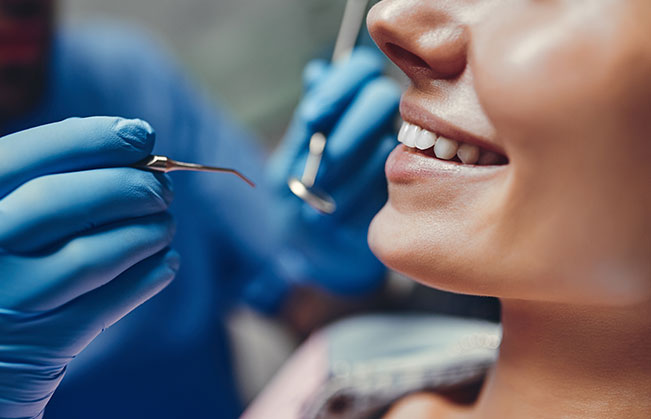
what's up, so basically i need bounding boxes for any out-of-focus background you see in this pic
[61,0,358,145]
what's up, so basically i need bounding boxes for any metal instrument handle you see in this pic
[132,155,256,187]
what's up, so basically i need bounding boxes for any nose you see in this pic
[367,0,469,81]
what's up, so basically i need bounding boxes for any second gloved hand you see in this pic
[0,117,178,419]
[245,47,401,311]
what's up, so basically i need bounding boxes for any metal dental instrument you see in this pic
[287,0,369,215]
[134,155,256,187]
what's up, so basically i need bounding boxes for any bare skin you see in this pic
[471,301,651,419]
[366,0,651,417]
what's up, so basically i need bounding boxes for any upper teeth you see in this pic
[397,121,501,165]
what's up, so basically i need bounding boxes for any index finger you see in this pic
[0,116,155,198]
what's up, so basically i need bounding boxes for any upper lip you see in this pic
[399,98,506,157]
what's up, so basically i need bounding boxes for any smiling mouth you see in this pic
[397,120,508,166]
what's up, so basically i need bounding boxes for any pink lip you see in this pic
[386,144,505,184]
[399,98,505,156]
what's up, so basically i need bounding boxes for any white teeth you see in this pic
[415,130,437,150]
[457,143,480,164]
[398,121,409,142]
[405,124,420,148]
[397,120,504,166]
[398,121,437,150]
[398,122,418,147]
[434,136,459,160]
[478,151,501,165]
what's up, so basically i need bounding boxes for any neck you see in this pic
[471,299,651,419]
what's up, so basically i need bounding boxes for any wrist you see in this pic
[0,309,67,419]
[0,362,65,419]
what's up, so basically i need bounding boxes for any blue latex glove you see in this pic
[244,47,401,312]
[0,117,178,419]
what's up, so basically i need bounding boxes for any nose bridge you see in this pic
[368,0,469,80]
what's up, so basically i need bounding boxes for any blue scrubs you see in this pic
[2,22,282,418]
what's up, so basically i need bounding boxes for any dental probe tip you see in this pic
[223,169,256,188]
[133,155,256,187]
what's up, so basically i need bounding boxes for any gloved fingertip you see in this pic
[346,46,385,70]
[113,118,156,154]
[298,49,388,127]
[296,100,323,127]
[303,59,329,90]
[164,248,181,273]
[375,77,403,98]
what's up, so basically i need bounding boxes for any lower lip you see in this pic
[385,144,504,184]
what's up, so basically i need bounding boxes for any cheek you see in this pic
[470,3,637,138]
[467,3,651,304]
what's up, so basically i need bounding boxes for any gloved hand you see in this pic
[244,47,401,312]
[0,117,178,419]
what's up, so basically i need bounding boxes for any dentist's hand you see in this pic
[0,117,178,419]
[245,47,401,312]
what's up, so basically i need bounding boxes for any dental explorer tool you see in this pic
[287,0,369,214]
[133,155,256,187]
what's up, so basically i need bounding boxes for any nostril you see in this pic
[385,42,430,72]
[381,24,469,80]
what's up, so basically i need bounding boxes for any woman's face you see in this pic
[367,0,651,306]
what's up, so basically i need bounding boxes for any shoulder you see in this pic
[55,21,176,74]
[49,21,212,149]
[52,21,187,103]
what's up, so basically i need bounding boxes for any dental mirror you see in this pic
[287,0,369,214]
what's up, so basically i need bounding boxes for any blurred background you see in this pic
[61,0,357,146]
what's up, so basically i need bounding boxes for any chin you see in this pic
[368,203,409,276]
[371,202,651,307]
[369,201,495,297]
